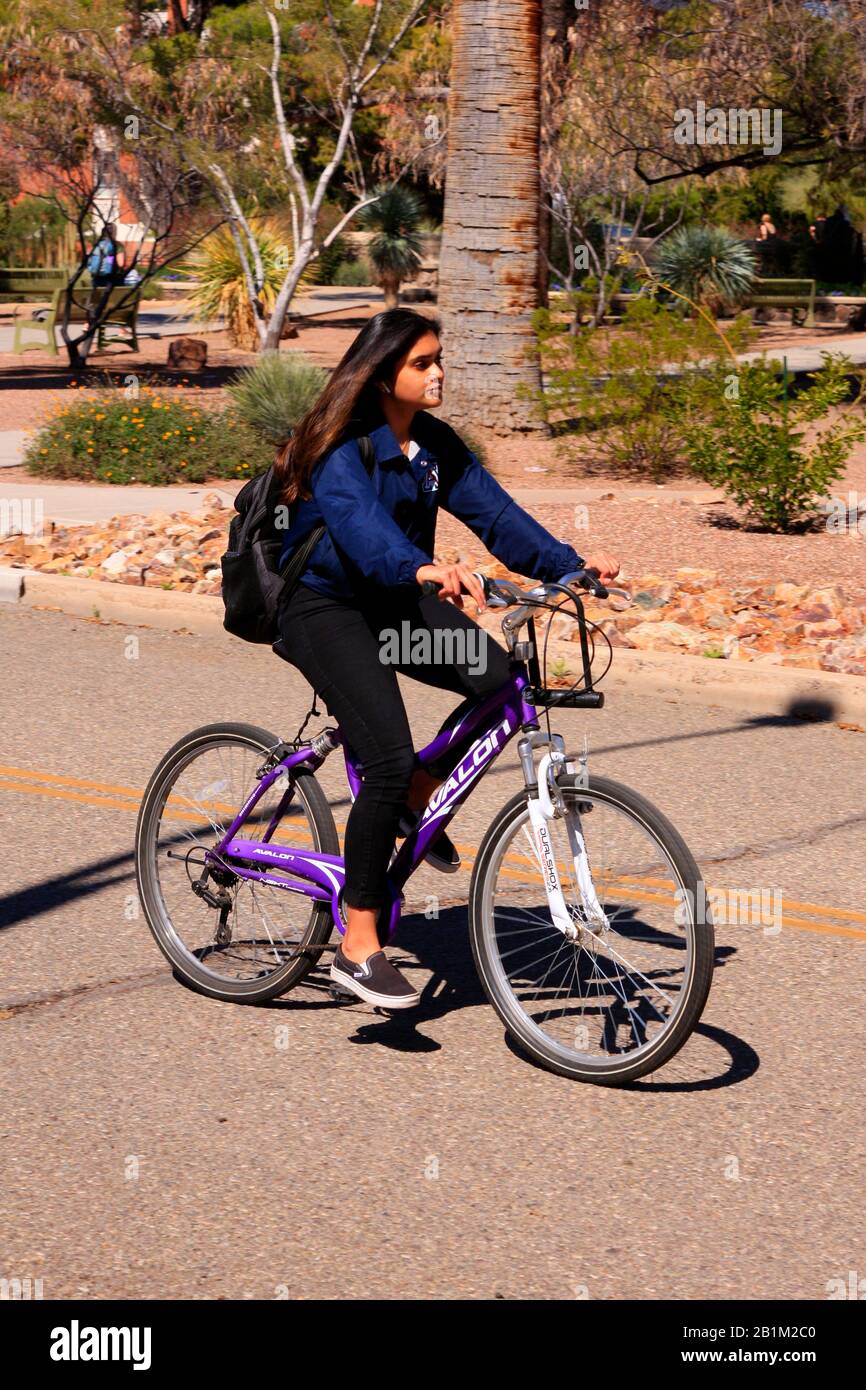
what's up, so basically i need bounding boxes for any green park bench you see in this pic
[60,284,142,354]
[743,277,816,329]
[0,266,72,302]
[0,267,72,352]
[0,269,141,355]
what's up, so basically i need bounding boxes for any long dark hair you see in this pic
[274,307,441,506]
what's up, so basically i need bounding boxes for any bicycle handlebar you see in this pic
[420,568,622,606]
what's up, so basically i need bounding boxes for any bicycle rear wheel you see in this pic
[469,774,714,1085]
[135,722,338,1003]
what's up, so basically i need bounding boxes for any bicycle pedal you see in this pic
[328,983,357,1005]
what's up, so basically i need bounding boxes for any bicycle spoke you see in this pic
[142,735,329,990]
[481,786,699,1070]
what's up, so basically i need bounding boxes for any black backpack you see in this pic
[220,436,374,644]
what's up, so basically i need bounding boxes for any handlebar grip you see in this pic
[581,567,608,600]
[421,572,491,602]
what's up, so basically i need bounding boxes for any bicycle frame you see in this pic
[205,663,540,943]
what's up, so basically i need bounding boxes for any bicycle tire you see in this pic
[469,773,714,1085]
[135,721,338,1004]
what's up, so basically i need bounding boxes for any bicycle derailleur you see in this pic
[189,862,237,946]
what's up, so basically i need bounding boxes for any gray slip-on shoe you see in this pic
[331,943,421,1009]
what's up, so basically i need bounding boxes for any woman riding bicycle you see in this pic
[272,307,619,1009]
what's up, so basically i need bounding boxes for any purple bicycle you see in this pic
[135,570,714,1084]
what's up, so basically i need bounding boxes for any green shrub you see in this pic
[332,257,373,286]
[672,354,866,531]
[25,386,270,484]
[528,294,755,480]
[225,351,327,445]
[310,235,352,285]
[652,226,757,309]
[139,275,167,301]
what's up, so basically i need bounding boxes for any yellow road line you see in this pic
[0,764,144,799]
[0,780,146,813]
[2,769,864,940]
[769,894,866,925]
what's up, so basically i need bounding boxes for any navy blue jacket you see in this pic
[278,411,584,600]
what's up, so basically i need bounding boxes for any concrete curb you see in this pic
[4,566,866,724]
[0,566,25,602]
[5,566,226,634]
[600,646,866,723]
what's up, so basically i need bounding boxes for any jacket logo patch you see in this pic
[422,462,439,493]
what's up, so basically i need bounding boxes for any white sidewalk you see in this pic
[0,475,241,530]
[0,430,31,469]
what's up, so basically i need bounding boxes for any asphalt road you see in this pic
[1,603,864,1300]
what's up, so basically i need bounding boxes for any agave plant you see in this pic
[184,217,314,350]
[358,184,424,308]
[653,226,757,313]
[225,351,327,445]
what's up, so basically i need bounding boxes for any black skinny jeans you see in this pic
[274,581,512,911]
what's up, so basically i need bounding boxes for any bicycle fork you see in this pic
[517,732,610,939]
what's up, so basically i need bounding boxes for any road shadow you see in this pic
[0,846,135,933]
[278,904,754,1090]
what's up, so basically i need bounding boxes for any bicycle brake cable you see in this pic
[290,689,322,748]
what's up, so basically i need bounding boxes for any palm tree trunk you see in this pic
[438,0,546,433]
[381,270,400,310]
[538,0,569,307]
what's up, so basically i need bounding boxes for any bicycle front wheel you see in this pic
[469,775,714,1085]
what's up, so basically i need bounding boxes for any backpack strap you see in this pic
[358,434,374,471]
[277,434,375,578]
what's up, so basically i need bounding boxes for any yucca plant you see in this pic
[358,184,424,308]
[225,351,328,445]
[653,226,757,315]
[184,217,314,350]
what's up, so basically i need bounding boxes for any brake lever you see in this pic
[558,568,609,600]
[472,572,524,608]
